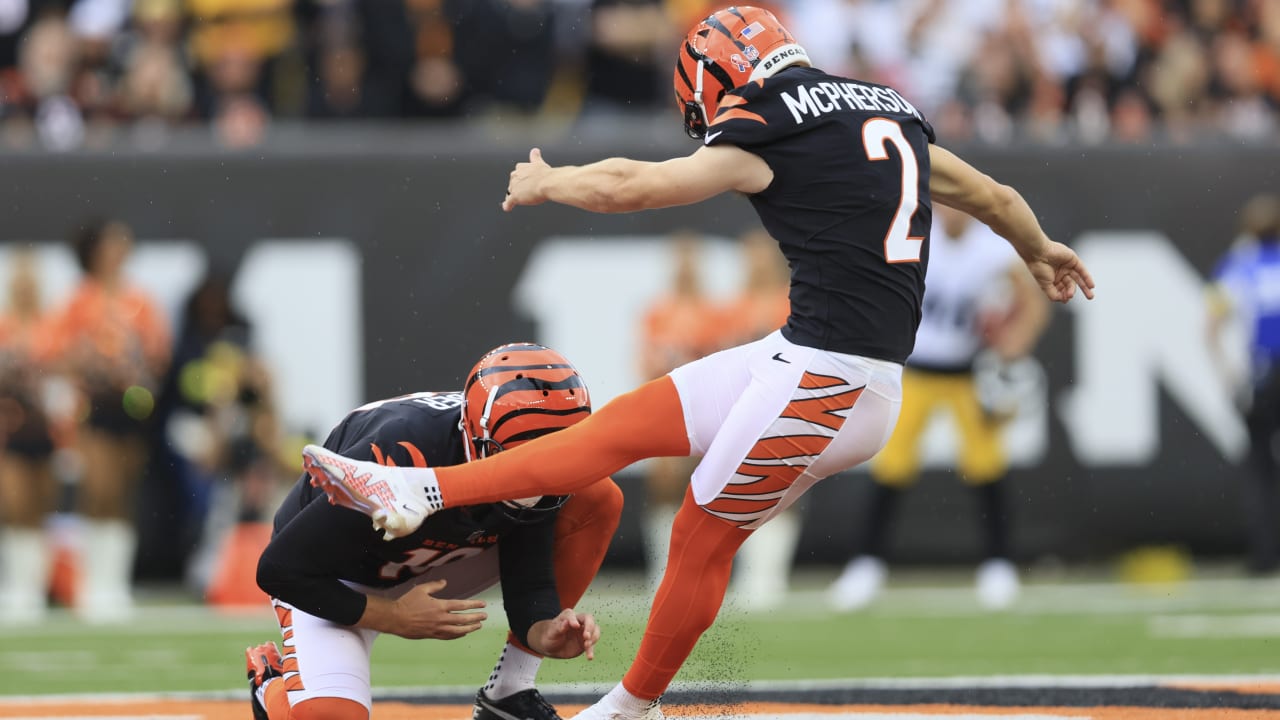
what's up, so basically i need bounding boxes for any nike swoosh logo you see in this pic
[704,130,723,144]
[772,352,791,363]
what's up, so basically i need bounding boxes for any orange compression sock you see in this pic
[551,478,625,606]
[262,677,291,720]
[622,488,752,700]
[288,697,367,720]
[437,377,688,508]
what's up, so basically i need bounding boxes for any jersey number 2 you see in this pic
[862,118,923,264]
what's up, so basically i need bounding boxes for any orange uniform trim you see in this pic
[746,434,833,460]
[712,108,767,126]
[780,387,864,431]
[398,441,428,468]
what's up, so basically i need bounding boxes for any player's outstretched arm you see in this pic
[526,608,601,660]
[929,145,1095,303]
[358,579,488,640]
[502,146,772,213]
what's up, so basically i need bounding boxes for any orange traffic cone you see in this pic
[48,543,80,608]
[205,522,273,609]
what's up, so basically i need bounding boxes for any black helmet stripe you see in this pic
[723,7,793,43]
[702,59,736,95]
[682,42,735,94]
[704,13,748,53]
[501,426,576,445]
[466,362,577,391]
[490,406,592,437]
[491,375,587,402]
[676,48,695,92]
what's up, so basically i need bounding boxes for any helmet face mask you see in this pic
[460,342,590,522]
[683,100,708,139]
[472,435,505,461]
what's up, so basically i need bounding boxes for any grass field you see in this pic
[5,570,1280,698]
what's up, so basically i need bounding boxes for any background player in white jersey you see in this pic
[829,205,1049,612]
[301,7,1095,719]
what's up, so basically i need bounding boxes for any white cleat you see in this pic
[568,700,665,720]
[976,558,1021,610]
[301,444,442,540]
[829,555,887,612]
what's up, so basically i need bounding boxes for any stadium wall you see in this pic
[2,132,1275,567]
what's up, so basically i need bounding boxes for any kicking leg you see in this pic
[304,378,687,539]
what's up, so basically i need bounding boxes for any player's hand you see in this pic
[526,608,601,660]
[502,148,551,212]
[1023,240,1095,303]
[391,579,487,640]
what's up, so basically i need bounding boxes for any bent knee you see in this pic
[581,478,624,521]
[558,478,624,535]
[289,697,368,720]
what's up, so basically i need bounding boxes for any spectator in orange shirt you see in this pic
[47,219,170,623]
[637,233,721,590]
[0,249,59,624]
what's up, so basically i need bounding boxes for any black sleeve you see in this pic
[497,512,562,648]
[257,494,382,626]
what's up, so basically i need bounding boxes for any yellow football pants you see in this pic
[871,368,1006,487]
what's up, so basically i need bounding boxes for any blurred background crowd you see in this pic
[0,222,291,622]
[0,0,1277,626]
[0,0,1275,150]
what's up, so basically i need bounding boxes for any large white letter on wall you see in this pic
[1058,231,1247,465]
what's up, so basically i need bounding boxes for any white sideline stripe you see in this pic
[0,709,1100,720]
[1149,613,1280,638]
[5,674,1280,704]
[782,577,1280,618]
[734,674,1280,690]
[8,575,1280,638]
[697,716,1089,720]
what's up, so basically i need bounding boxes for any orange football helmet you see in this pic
[673,6,809,139]
[461,342,591,462]
[461,342,590,520]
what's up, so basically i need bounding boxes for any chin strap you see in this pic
[460,382,502,461]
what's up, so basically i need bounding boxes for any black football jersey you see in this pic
[258,392,562,640]
[705,66,936,363]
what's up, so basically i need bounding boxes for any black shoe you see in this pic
[246,642,285,720]
[473,688,563,720]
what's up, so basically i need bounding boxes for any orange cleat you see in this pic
[245,642,284,720]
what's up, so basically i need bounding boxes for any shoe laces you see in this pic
[526,689,559,717]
